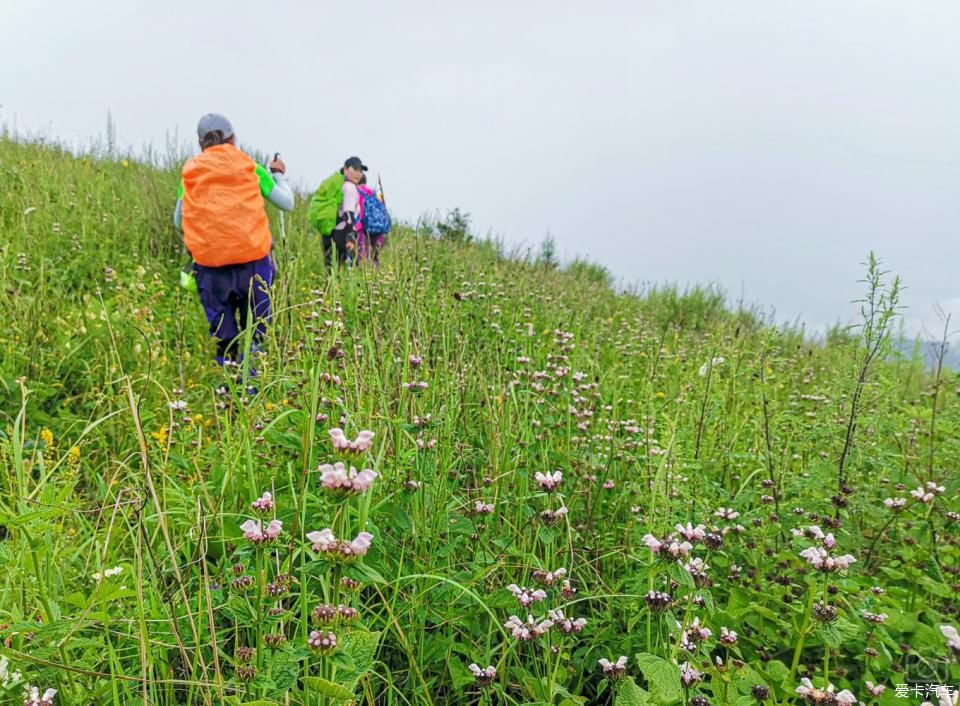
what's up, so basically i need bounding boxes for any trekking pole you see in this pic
[377,173,387,207]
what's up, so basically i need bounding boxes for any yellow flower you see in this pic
[68,446,81,467]
[121,159,129,168]
[265,402,275,411]
[151,426,169,446]
[655,391,665,399]
[67,527,76,537]
[40,428,54,448]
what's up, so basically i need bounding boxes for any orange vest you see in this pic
[181,144,272,267]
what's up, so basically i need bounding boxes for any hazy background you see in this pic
[2,1,958,338]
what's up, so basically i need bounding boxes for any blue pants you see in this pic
[194,255,274,363]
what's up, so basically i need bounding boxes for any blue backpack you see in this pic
[360,187,392,235]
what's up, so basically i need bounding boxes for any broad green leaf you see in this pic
[301,676,355,700]
[617,676,651,706]
[635,653,681,705]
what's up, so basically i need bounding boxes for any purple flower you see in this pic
[680,662,702,687]
[535,470,563,492]
[318,462,378,495]
[240,518,282,544]
[468,663,496,686]
[548,609,586,634]
[306,528,337,552]
[307,630,337,654]
[714,507,740,520]
[251,491,275,513]
[507,584,547,608]
[675,522,706,542]
[719,627,738,645]
[504,614,553,641]
[329,428,374,454]
[24,688,57,706]
[942,625,960,653]
[884,497,907,511]
[598,656,627,680]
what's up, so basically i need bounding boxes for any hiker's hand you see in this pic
[269,157,286,174]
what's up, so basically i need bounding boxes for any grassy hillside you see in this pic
[0,138,957,706]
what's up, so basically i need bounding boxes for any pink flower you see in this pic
[468,663,496,685]
[719,627,738,645]
[408,354,423,368]
[307,630,337,653]
[834,690,857,706]
[942,624,960,653]
[24,688,57,706]
[799,545,856,572]
[675,523,706,542]
[507,584,547,608]
[349,532,374,556]
[306,528,337,552]
[602,479,615,490]
[504,614,552,640]
[240,518,282,544]
[548,609,587,634]
[265,519,282,540]
[680,662,702,687]
[329,428,374,454]
[251,491,274,513]
[884,497,907,511]
[473,500,494,515]
[665,539,694,559]
[535,470,563,491]
[598,656,628,680]
[318,462,378,495]
[532,567,567,586]
[865,682,885,697]
[642,534,663,554]
[714,507,740,520]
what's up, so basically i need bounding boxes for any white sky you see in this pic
[2,0,958,337]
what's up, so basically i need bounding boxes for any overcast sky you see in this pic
[2,1,958,338]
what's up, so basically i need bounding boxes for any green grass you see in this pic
[0,136,957,706]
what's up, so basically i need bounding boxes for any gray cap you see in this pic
[197,113,234,140]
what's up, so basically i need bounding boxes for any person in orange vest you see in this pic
[173,114,294,368]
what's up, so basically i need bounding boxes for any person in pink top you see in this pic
[355,175,386,266]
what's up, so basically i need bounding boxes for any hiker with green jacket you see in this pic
[308,157,367,267]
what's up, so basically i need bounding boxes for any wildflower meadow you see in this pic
[0,137,957,705]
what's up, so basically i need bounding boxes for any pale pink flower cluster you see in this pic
[318,462,378,495]
[683,557,709,581]
[504,614,553,641]
[942,625,960,653]
[329,428,374,455]
[865,682,885,697]
[240,518,282,544]
[535,470,563,492]
[795,678,856,706]
[532,567,567,586]
[306,529,374,559]
[714,507,740,520]
[678,617,712,651]
[642,534,693,559]
[797,526,856,572]
[473,500,495,515]
[911,482,946,503]
[251,491,274,513]
[883,497,907,511]
[23,688,57,706]
[680,662,702,687]
[548,609,587,634]
[403,381,429,392]
[598,656,627,679]
[468,663,496,685]
[307,630,337,653]
[719,626,738,645]
[507,584,547,608]
[675,522,706,542]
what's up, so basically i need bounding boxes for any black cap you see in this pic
[344,156,368,171]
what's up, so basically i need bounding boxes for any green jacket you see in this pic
[308,171,345,236]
